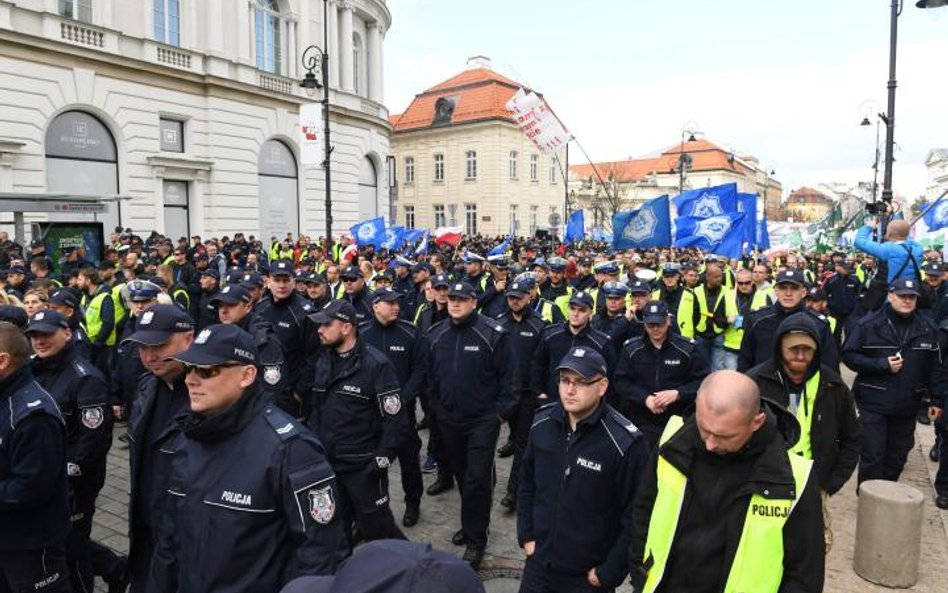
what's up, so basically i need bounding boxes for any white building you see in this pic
[925,149,948,203]
[0,0,392,244]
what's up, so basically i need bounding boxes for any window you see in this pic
[60,0,92,22]
[530,205,538,235]
[465,150,477,180]
[153,0,180,46]
[550,158,558,184]
[254,0,282,74]
[465,204,477,236]
[405,205,415,228]
[509,204,519,235]
[353,33,362,95]
[404,157,414,184]
[530,154,539,182]
[433,204,446,228]
[434,153,444,182]
[159,118,184,152]
[509,151,518,179]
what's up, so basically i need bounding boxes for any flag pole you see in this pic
[909,188,948,227]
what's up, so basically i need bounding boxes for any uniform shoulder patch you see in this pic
[72,359,91,377]
[263,407,299,440]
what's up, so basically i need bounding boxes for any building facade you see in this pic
[785,186,834,223]
[389,57,567,238]
[925,149,948,203]
[0,0,392,243]
[567,138,782,229]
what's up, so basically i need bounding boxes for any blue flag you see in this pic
[402,229,425,244]
[674,183,739,218]
[381,226,406,251]
[675,211,746,259]
[488,236,511,256]
[923,197,948,232]
[350,216,386,248]
[414,230,429,256]
[564,210,585,244]
[612,195,672,250]
[737,193,758,246]
[757,214,771,250]
[591,227,614,242]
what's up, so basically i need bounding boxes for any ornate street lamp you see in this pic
[300,2,333,244]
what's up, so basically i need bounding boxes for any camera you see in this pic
[865,201,887,215]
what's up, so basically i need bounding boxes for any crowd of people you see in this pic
[0,215,945,593]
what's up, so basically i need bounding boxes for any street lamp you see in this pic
[860,113,884,205]
[299,1,333,245]
[676,122,700,195]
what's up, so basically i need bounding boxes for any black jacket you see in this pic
[517,401,648,588]
[111,317,148,408]
[531,322,615,400]
[342,287,374,324]
[842,305,940,417]
[358,317,427,406]
[0,365,68,551]
[495,308,548,395]
[31,344,113,487]
[308,341,408,469]
[629,408,825,593]
[236,313,290,409]
[153,383,347,593]
[256,292,315,396]
[739,302,840,373]
[746,314,861,494]
[425,313,518,422]
[612,334,709,427]
[824,272,861,319]
[196,288,219,330]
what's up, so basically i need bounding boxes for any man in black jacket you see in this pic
[629,370,824,593]
[842,278,941,484]
[518,347,648,592]
[308,300,408,545]
[0,321,70,593]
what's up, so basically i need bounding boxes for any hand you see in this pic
[888,355,903,374]
[868,217,878,230]
[653,390,680,408]
[523,541,535,557]
[930,406,944,422]
[112,405,124,421]
[726,315,737,324]
[587,568,602,587]
[495,279,507,292]
[645,395,665,414]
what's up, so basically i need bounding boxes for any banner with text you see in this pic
[505,88,571,154]
[299,102,323,165]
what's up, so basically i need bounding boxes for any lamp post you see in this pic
[677,122,699,195]
[860,114,883,205]
[299,1,333,244]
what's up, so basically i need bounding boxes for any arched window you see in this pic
[352,33,362,95]
[258,139,299,239]
[154,0,181,46]
[358,156,378,219]
[254,0,282,74]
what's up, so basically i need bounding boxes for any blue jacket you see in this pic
[495,307,548,395]
[842,305,940,416]
[153,384,348,593]
[854,226,924,282]
[517,401,648,588]
[0,365,68,551]
[358,317,427,407]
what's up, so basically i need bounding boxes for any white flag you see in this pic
[299,102,323,166]
[506,88,570,154]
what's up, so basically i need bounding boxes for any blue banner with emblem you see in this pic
[673,183,739,218]
[674,211,746,259]
[612,195,672,250]
[350,216,386,248]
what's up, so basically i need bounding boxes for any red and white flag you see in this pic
[434,226,464,246]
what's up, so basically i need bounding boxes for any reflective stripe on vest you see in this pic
[643,416,814,593]
[722,290,743,350]
[85,291,117,346]
[554,293,571,317]
[827,315,837,335]
[751,289,772,312]
[789,371,821,459]
[678,289,696,339]
[694,286,728,335]
[537,300,555,323]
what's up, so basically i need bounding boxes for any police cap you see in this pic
[308,300,357,325]
[556,346,608,380]
[171,324,257,367]
[210,284,252,305]
[122,304,195,346]
[642,300,670,324]
[25,310,70,335]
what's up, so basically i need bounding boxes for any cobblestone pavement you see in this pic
[92,392,948,592]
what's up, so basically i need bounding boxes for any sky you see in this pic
[383,0,948,202]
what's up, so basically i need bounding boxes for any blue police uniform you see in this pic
[255,290,314,415]
[517,400,648,591]
[0,364,70,593]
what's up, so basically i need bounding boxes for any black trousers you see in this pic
[425,403,453,481]
[0,545,71,593]
[396,407,424,507]
[439,413,501,549]
[505,391,537,498]
[858,409,916,483]
[518,556,610,593]
[935,416,948,496]
[334,462,405,545]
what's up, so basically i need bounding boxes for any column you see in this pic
[205,0,223,54]
[327,0,339,89]
[239,0,252,65]
[287,17,297,79]
[339,1,354,93]
[367,23,381,103]
[377,29,384,104]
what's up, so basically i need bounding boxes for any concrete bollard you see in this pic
[853,480,925,588]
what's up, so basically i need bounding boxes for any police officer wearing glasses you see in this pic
[151,324,347,593]
[518,347,648,593]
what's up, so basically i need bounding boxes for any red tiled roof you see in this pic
[391,67,528,133]
[569,139,752,182]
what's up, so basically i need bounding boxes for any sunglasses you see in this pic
[182,363,241,379]
[736,281,752,286]
[342,277,360,283]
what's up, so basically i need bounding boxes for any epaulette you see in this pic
[72,358,91,377]
[263,406,301,441]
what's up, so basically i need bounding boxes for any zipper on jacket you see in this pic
[549,428,574,552]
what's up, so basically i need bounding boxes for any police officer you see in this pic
[624,279,653,341]
[425,280,517,569]
[531,291,614,405]
[195,267,221,330]
[307,300,408,544]
[152,324,347,593]
[0,321,70,593]
[628,371,824,593]
[255,259,314,415]
[842,278,941,483]
[302,272,332,310]
[541,257,573,314]
[49,287,92,360]
[480,254,512,318]
[339,265,374,323]
[122,304,195,593]
[738,269,840,373]
[824,260,861,334]
[358,287,427,528]
[27,310,126,592]
[518,347,648,593]
[462,253,490,301]
[213,283,290,409]
[111,280,162,420]
[392,256,415,297]
[612,301,710,449]
[593,281,634,351]
[495,278,549,512]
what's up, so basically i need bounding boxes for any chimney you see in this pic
[466,55,491,70]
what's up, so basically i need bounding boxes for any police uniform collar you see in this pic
[451,311,478,327]
[0,364,36,402]
[31,341,76,372]
[553,399,608,432]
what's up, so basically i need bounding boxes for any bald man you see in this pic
[629,370,824,593]
[854,217,924,283]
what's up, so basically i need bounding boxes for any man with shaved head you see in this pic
[854,216,924,284]
[629,370,824,593]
